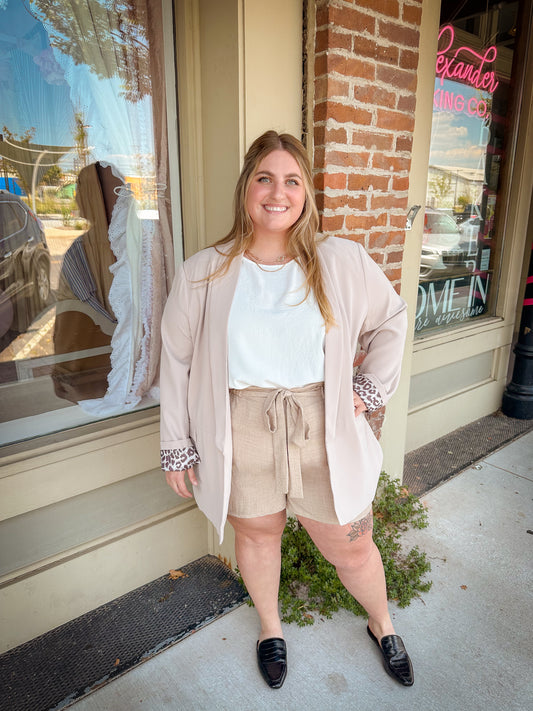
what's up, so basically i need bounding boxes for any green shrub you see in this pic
[33,196,61,215]
[61,206,72,225]
[239,472,432,625]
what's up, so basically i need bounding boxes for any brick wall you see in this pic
[312,0,422,288]
[311,0,422,436]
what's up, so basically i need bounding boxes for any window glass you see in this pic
[416,1,521,335]
[0,0,176,445]
[3,204,25,234]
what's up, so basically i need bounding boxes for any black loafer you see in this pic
[256,637,287,689]
[367,625,414,686]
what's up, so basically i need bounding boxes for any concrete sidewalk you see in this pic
[72,431,533,711]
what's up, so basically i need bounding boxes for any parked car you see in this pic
[0,191,51,335]
[419,209,470,280]
[460,215,481,238]
[454,204,482,224]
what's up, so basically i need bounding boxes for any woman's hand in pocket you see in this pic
[352,391,368,418]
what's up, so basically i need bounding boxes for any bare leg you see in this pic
[298,512,395,640]
[228,510,287,641]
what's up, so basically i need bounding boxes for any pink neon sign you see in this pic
[436,25,499,94]
[433,88,490,118]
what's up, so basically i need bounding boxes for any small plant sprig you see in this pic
[238,472,432,625]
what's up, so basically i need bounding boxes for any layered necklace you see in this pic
[244,249,291,272]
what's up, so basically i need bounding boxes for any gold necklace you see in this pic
[244,250,290,272]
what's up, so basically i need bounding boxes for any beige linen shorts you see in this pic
[228,382,371,524]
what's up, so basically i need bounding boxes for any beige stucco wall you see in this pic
[243,0,303,146]
[178,0,303,255]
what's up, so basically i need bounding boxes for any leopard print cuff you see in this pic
[161,446,200,472]
[353,373,383,412]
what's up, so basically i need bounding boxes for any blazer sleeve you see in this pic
[355,246,408,407]
[160,262,197,451]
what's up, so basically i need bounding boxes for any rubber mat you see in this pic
[403,410,533,496]
[0,555,247,711]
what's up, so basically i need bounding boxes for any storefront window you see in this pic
[416,1,521,335]
[0,0,176,445]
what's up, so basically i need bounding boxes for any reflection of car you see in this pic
[459,216,481,258]
[419,209,469,280]
[0,191,51,334]
[454,204,481,224]
[460,216,480,237]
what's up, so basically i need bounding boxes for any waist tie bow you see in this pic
[263,388,310,499]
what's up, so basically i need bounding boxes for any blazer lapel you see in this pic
[320,252,344,440]
[206,253,243,452]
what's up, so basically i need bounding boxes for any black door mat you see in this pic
[403,410,533,496]
[0,555,247,711]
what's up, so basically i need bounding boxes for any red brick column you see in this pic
[311,0,422,436]
[312,0,421,289]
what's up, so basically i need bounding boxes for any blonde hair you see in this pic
[209,130,335,329]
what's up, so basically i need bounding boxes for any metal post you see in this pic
[502,243,533,419]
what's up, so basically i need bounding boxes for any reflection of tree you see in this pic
[31,0,150,102]
[73,109,90,170]
[430,171,452,206]
[42,164,63,186]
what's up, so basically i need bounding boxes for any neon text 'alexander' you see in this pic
[436,25,499,93]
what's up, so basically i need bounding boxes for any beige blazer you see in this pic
[160,237,407,541]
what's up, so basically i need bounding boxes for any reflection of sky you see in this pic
[0,0,154,177]
[429,78,491,170]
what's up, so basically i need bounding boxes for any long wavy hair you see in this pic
[209,130,335,329]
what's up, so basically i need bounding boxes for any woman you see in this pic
[160,131,412,689]
[53,162,121,403]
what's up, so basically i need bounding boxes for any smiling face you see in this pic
[245,149,306,243]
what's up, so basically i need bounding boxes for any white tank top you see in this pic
[227,257,325,389]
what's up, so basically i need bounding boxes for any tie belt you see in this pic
[232,383,323,499]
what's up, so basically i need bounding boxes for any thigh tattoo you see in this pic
[346,511,373,542]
